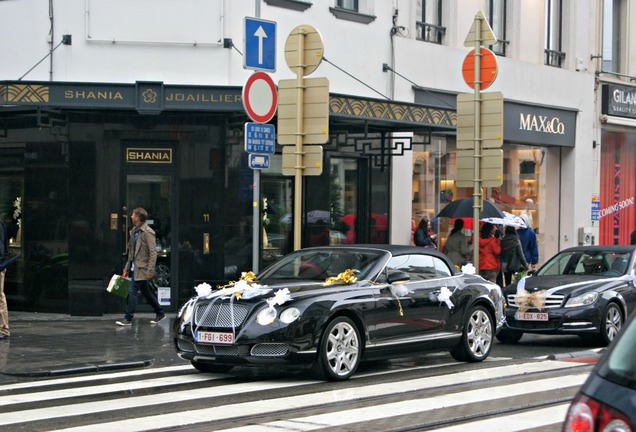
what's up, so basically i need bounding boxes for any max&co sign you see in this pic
[504,101,576,147]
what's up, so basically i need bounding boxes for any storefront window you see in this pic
[412,136,545,255]
[599,130,636,244]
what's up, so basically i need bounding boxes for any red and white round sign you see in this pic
[242,71,277,124]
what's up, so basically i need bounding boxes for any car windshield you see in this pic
[536,250,632,277]
[257,248,386,282]
[600,314,636,390]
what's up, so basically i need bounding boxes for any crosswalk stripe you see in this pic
[43,361,587,432]
[0,364,194,392]
[0,379,315,426]
[0,373,220,406]
[427,404,570,431]
[215,375,586,432]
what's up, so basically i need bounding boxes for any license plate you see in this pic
[515,312,549,321]
[196,331,234,344]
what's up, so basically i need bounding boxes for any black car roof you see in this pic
[559,245,636,254]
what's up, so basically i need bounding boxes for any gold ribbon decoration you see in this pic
[323,269,358,286]
[514,290,546,314]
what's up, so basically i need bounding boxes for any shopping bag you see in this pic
[106,274,130,298]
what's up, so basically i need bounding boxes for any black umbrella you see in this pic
[435,198,504,219]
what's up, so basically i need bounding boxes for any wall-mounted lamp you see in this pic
[593,140,598,148]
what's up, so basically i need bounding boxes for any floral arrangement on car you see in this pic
[190,271,294,329]
[323,269,358,286]
[513,276,546,313]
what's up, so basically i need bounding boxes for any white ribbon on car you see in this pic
[437,286,455,309]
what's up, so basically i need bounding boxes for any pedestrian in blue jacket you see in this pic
[518,214,539,270]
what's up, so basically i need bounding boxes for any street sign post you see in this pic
[279,24,327,250]
[460,11,499,271]
[277,77,329,145]
[244,17,277,72]
[244,122,275,154]
[462,48,498,90]
[281,145,323,176]
[456,92,504,150]
[248,154,270,170]
[242,71,277,124]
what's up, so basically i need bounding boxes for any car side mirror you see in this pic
[387,271,410,284]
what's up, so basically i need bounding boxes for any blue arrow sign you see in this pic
[244,17,276,72]
[245,122,275,154]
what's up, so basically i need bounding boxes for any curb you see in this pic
[546,348,604,361]
[1,359,154,378]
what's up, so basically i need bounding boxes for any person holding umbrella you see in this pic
[500,225,528,286]
[478,222,501,283]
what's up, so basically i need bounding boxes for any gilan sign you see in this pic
[126,148,173,164]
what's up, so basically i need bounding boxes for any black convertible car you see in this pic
[499,245,636,346]
[174,245,504,380]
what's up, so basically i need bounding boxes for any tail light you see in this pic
[563,393,632,432]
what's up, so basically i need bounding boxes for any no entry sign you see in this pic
[462,47,498,90]
[242,71,277,123]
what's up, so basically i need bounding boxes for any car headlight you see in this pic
[565,292,599,307]
[178,300,195,323]
[256,307,277,326]
[280,307,300,324]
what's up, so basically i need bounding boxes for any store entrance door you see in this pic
[124,174,175,311]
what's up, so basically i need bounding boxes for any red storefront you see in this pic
[599,83,636,244]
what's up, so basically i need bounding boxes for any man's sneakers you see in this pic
[117,315,165,326]
[151,314,166,324]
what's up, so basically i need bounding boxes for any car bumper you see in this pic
[174,333,316,367]
[502,305,602,335]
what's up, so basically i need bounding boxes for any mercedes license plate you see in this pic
[196,331,234,344]
[515,312,549,321]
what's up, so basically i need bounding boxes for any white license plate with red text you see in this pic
[196,331,234,344]
[515,312,549,321]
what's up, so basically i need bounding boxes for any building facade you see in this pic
[1,0,631,315]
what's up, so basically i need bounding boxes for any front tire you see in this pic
[496,329,523,344]
[599,302,623,346]
[451,305,494,362]
[312,316,361,381]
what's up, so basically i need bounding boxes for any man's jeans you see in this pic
[125,271,164,321]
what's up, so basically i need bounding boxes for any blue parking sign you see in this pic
[244,17,276,72]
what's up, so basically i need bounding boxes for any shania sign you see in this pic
[126,148,173,164]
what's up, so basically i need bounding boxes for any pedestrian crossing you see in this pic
[0,358,594,431]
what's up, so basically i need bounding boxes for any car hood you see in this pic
[504,275,628,297]
[190,279,376,306]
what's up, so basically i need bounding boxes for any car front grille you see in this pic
[506,293,565,309]
[508,320,560,330]
[196,344,240,356]
[194,302,250,327]
[251,343,289,357]
[177,339,195,353]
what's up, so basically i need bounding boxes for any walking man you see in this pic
[117,207,165,326]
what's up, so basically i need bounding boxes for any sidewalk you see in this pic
[0,311,187,381]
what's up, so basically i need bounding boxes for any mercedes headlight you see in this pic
[565,292,599,307]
